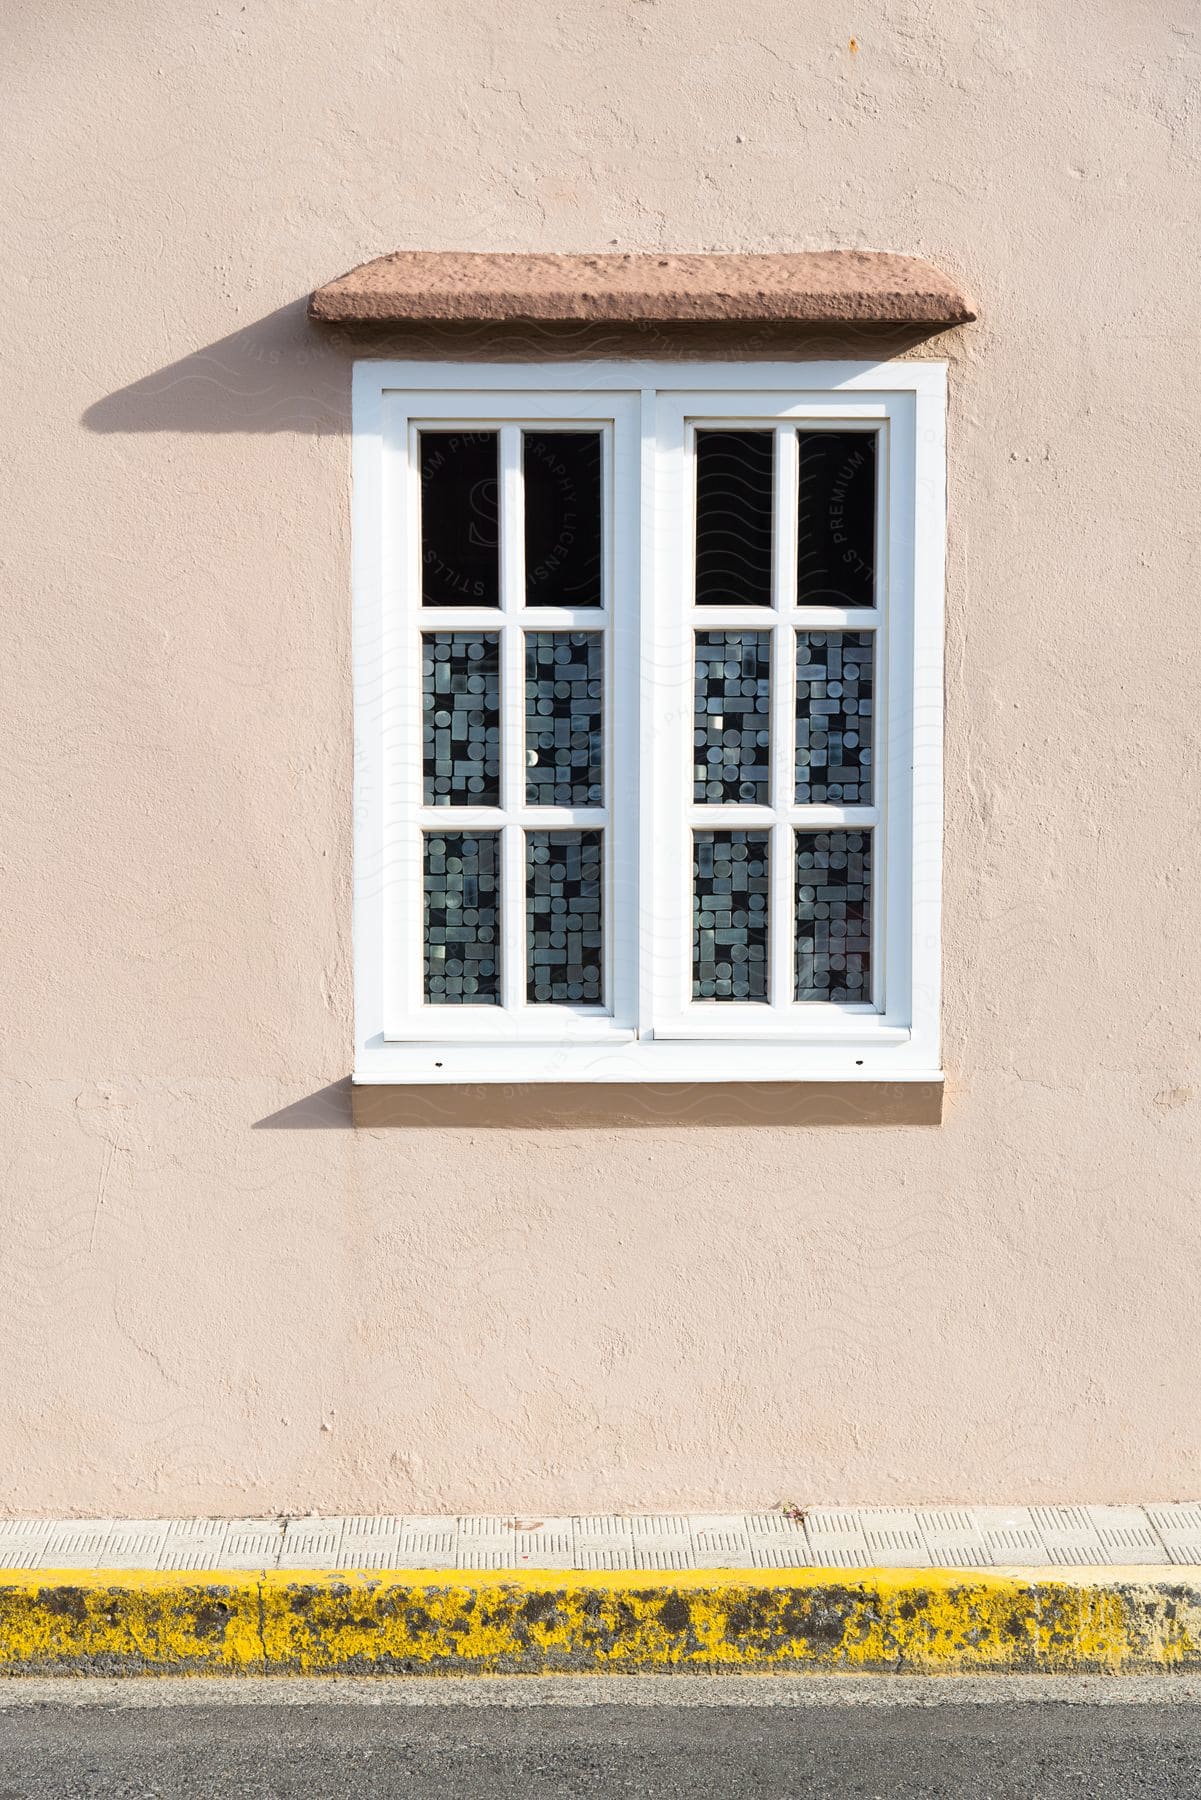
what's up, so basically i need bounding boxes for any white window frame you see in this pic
[352,359,945,1086]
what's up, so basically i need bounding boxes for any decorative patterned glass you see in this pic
[692,830,769,1001]
[419,431,500,606]
[797,430,876,608]
[524,432,603,606]
[795,631,874,804]
[693,632,770,804]
[795,831,872,1003]
[525,633,604,807]
[694,430,774,606]
[423,832,501,1004]
[422,633,501,806]
[526,831,604,1004]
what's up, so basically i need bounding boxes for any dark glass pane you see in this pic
[524,432,602,606]
[795,830,872,1002]
[526,831,604,1005]
[420,431,499,606]
[422,633,500,806]
[797,431,876,608]
[695,430,774,606]
[693,632,770,804]
[525,633,603,806]
[692,830,769,1001]
[424,832,500,1005]
[796,631,874,804]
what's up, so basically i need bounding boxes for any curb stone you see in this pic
[0,1567,1199,1676]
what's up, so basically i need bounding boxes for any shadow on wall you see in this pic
[254,1080,356,1129]
[82,301,353,436]
[253,1080,945,1130]
[81,300,953,436]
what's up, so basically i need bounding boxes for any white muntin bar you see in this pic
[423,606,607,632]
[688,804,776,830]
[418,807,606,831]
[499,425,526,1011]
[787,806,879,831]
[416,606,504,632]
[692,604,778,630]
[516,607,606,632]
[769,424,800,1010]
[792,605,878,630]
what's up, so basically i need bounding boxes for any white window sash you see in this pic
[352,361,944,1085]
[648,390,912,1042]
[379,390,641,1045]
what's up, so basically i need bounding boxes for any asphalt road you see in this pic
[2,1681,1201,1797]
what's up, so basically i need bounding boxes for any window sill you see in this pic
[355,1036,939,1087]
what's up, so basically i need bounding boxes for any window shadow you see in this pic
[253,1076,943,1130]
[253,1079,355,1129]
[81,301,354,436]
[81,302,953,438]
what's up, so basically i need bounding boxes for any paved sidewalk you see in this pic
[0,1506,1198,1571]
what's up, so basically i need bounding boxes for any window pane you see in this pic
[797,431,876,608]
[692,830,769,1001]
[796,631,874,804]
[420,431,500,606]
[694,631,770,804]
[424,832,500,1004]
[695,430,774,606]
[525,632,603,806]
[526,831,604,1004]
[422,633,500,806]
[524,432,602,606]
[795,831,872,1002]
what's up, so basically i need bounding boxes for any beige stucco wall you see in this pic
[3,0,1199,1514]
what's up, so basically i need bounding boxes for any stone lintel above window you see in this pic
[309,251,976,328]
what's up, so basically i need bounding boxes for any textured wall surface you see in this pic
[2,0,1199,1513]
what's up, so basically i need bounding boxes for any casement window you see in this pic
[352,361,944,1085]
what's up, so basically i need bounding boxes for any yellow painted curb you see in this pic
[0,1566,1198,1676]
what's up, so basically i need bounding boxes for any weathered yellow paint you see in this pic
[0,1567,1198,1676]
